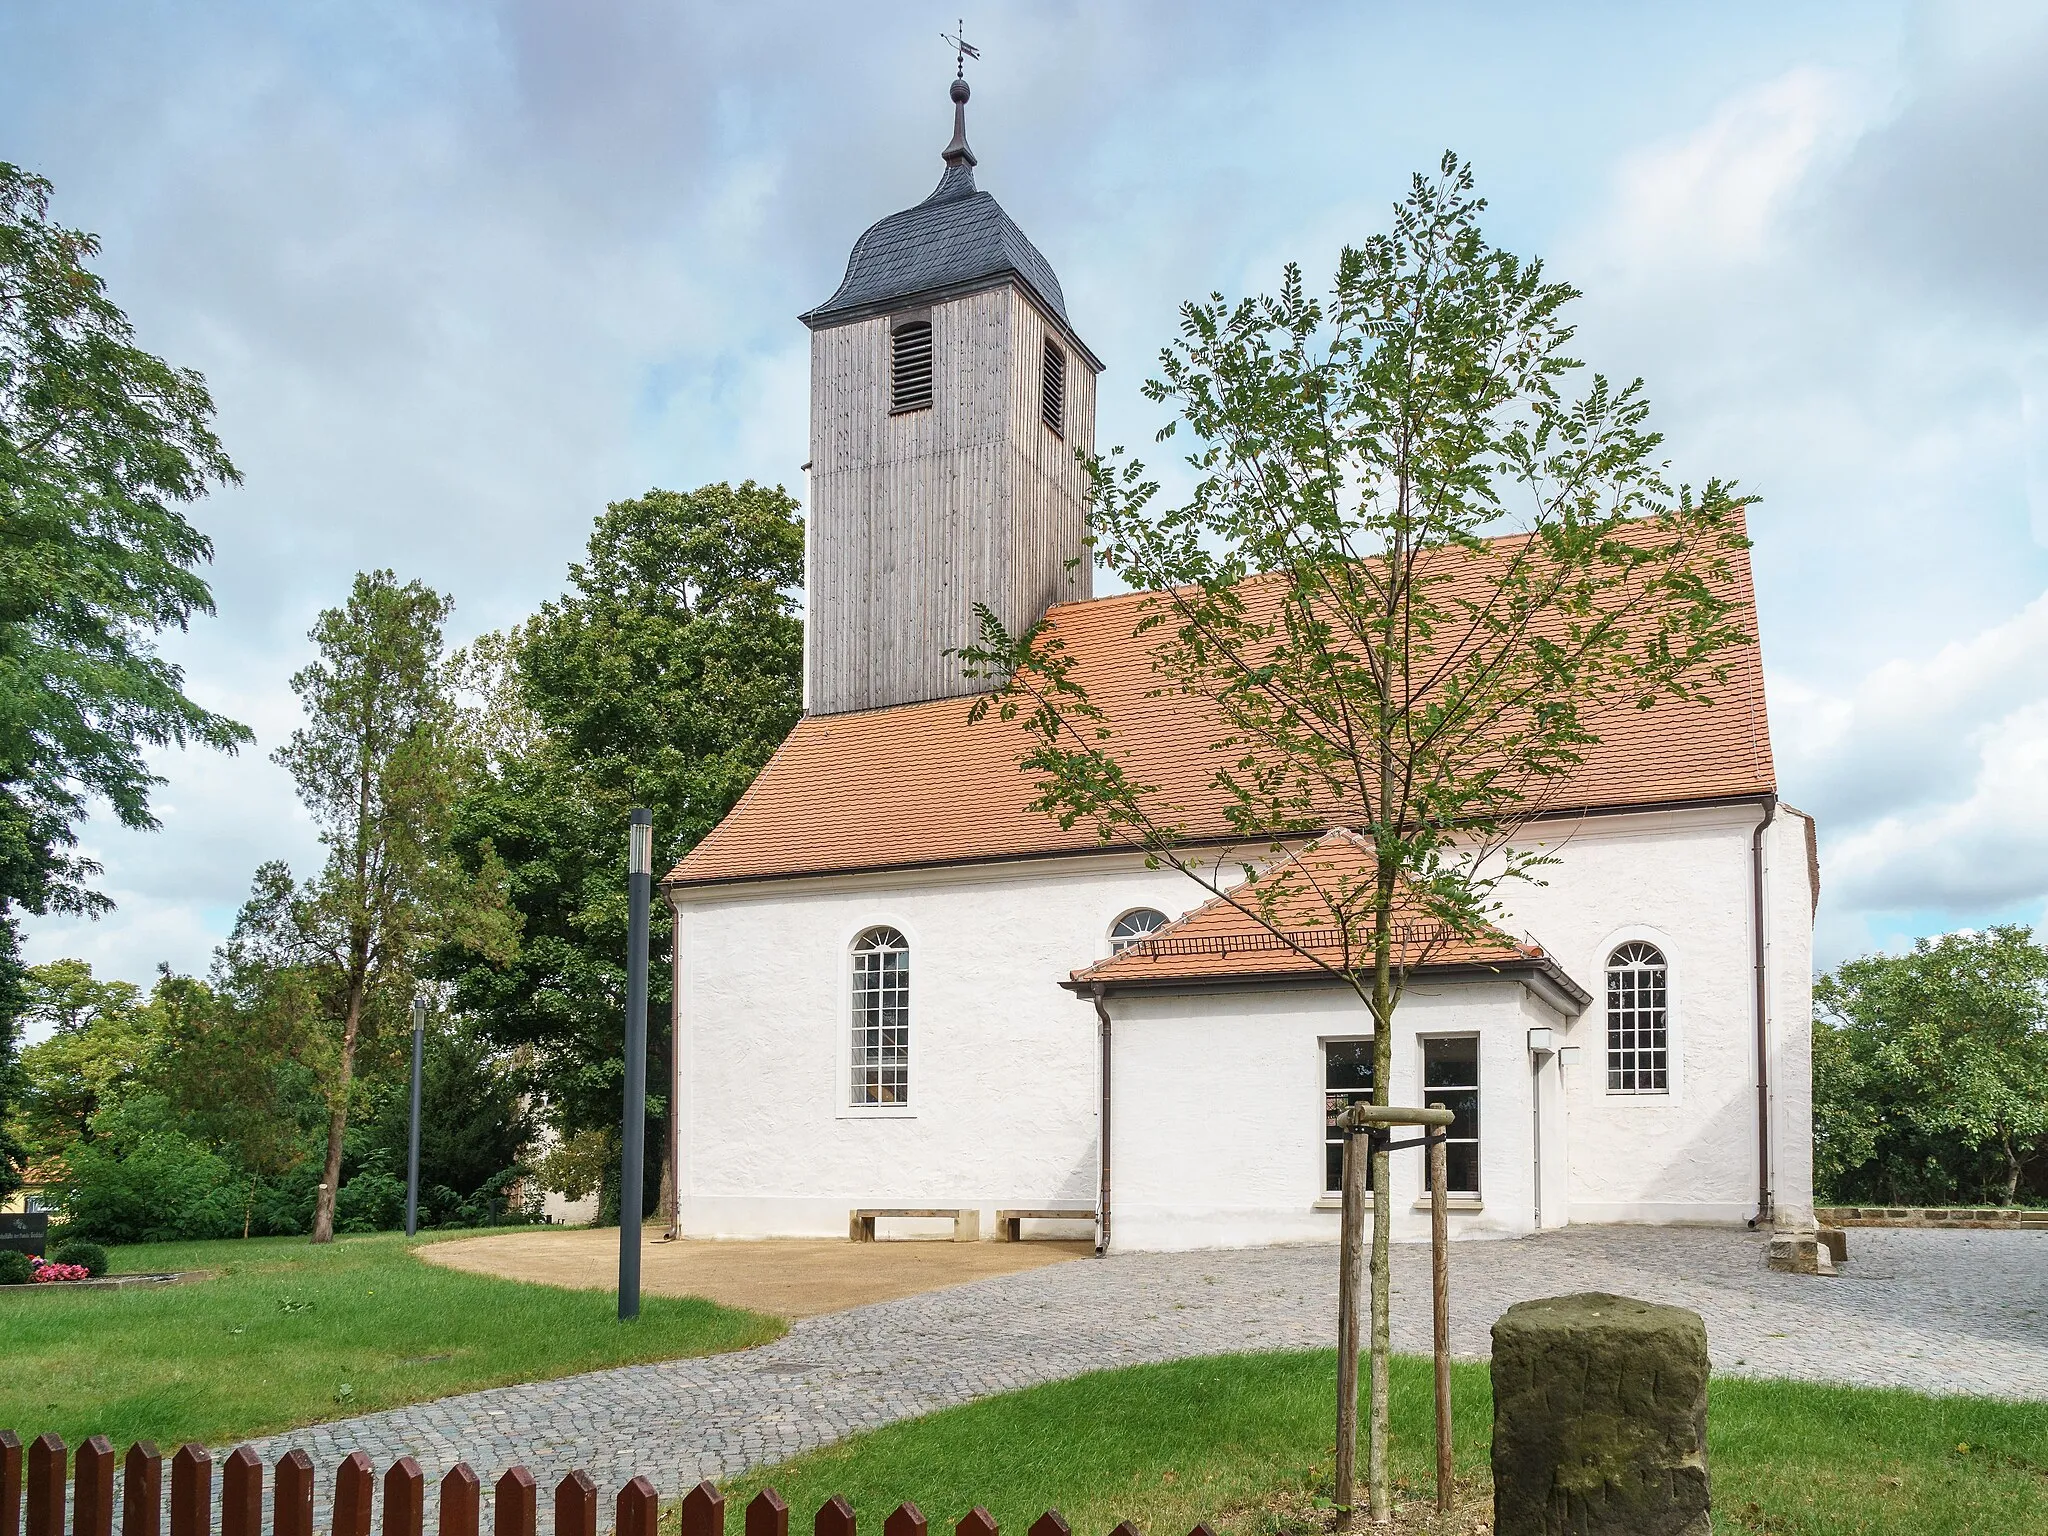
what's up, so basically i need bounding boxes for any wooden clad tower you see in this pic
[800,75,1103,716]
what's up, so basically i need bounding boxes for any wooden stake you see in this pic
[1429,1124,1453,1513]
[1333,1126,1366,1527]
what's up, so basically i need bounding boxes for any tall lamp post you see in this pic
[405,996,425,1237]
[619,808,654,1321]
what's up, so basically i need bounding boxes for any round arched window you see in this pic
[1605,941,1669,1094]
[851,926,909,1105]
[1109,908,1170,953]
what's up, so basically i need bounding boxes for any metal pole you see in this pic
[619,808,654,1321]
[405,997,425,1237]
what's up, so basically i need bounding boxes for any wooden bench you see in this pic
[848,1207,981,1242]
[994,1208,1097,1242]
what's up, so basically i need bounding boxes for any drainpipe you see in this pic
[1092,983,1112,1257]
[1749,795,1779,1228]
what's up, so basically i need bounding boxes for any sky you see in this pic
[6,0,2048,1004]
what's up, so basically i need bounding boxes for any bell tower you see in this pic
[800,75,1102,716]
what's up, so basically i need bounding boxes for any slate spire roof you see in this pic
[800,76,1072,331]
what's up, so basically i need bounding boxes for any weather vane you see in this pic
[941,19,979,78]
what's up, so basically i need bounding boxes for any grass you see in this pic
[1,1230,783,1450]
[718,1352,2048,1536]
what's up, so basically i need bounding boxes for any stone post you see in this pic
[1491,1293,1711,1536]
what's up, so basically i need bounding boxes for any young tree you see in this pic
[274,571,514,1242]
[964,157,1754,1525]
[0,162,249,1195]
[441,483,803,1223]
[1814,926,2048,1206]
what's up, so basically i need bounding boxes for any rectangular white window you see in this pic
[1606,942,1670,1092]
[1323,1038,1375,1194]
[1421,1037,1480,1196]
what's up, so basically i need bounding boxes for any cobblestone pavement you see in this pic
[238,1226,2046,1524]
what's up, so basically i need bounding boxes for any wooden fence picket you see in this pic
[120,1443,159,1536]
[275,1451,315,1536]
[0,1429,1235,1536]
[438,1465,480,1536]
[614,1477,657,1536]
[554,1472,597,1536]
[168,1445,209,1536]
[332,1452,374,1536]
[814,1494,854,1536]
[74,1437,115,1536]
[221,1447,263,1536]
[491,1468,535,1536]
[24,1435,61,1536]
[679,1480,724,1536]
[745,1489,788,1536]
[384,1458,425,1536]
[0,1430,19,1536]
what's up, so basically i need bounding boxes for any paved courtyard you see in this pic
[242,1225,2047,1518]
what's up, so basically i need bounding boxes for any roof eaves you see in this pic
[800,272,1104,373]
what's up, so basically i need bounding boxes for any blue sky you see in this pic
[6,1,2048,998]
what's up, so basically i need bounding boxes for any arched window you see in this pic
[1606,941,1669,1093]
[851,926,910,1105]
[1109,908,1169,953]
[890,322,933,414]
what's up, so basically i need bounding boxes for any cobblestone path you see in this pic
[239,1226,2047,1520]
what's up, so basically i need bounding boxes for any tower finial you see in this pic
[938,21,979,169]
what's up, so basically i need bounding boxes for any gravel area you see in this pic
[232,1225,2046,1524]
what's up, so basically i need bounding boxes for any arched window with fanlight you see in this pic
[1606,941,1669,1093]
[851,926,910,1105]
[1109,908,1169,953]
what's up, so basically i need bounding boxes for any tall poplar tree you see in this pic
[964,157,1755,1525]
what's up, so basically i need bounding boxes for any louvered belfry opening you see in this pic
[890,321,934,413]
[1041,338,1065,434]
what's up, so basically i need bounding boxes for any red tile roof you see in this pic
[669,521,1774,889]
[1065,830,1587,1001]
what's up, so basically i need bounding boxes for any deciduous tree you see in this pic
[0,162,248,1195]
[441,483,803,1222]
[964,157,1754,1525]
[274,571,515,1242]
[1815,926,2048,1206]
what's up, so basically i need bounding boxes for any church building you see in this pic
[662,78,1820,1255]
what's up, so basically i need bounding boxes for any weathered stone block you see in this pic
[1817,1226,1848,1265]
[1492,1293,1711,1536]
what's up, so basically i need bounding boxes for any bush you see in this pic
[50,1238,108,1277]
[0,1250,32,1285]
[64,1120,243,1244]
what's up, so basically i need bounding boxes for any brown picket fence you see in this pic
[0,1434,1210,1536]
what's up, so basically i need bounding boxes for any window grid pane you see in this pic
[1420,1037,1480,1197]
[1109,908,1169,953]
[1606,942,1669,1093]
[1323,1039,1375,1194]
[852,928,910,1105]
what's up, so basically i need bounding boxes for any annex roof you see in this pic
[667,519,1775,892]
[1063,831,1590,1009]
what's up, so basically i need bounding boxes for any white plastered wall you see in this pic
[669,801,1811,1246]
[1106,981,1573,1251]
[1495,804,1780,1225]
[670,854,1195,1238]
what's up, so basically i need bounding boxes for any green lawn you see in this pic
[1,1231,783,1450]
[721,1352,2048,1536]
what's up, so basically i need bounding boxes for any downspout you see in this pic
[1092,983,1112,1257]
[1749,794,1779,1228]
[1531,1056,1543,1231]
